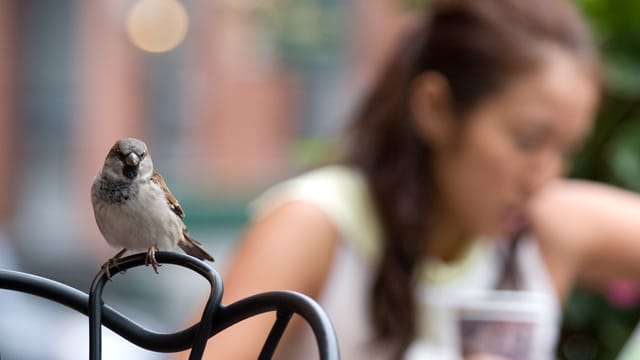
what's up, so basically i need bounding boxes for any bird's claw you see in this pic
[102,248,128,280]
[145,247,161,274]
[101,258,122,280]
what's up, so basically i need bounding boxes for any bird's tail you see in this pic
[178,231,214,262]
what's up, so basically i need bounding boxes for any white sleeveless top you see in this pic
[250,166,560,360]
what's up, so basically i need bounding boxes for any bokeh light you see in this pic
[125,0,188,53]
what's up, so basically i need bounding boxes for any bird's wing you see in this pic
[151,169,185,218]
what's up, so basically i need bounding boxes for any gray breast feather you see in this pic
[92,177,139,204]
[92,176,183,251]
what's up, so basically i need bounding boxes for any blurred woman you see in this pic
[187,0,640,358]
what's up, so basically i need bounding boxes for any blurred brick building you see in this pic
[0,0,415,266]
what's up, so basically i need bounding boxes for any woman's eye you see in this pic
[513,132,543,151]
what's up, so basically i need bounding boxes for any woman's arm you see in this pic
[177,201,340,359]
[529,179,640,300]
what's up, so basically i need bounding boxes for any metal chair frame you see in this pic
[0,252,340,360]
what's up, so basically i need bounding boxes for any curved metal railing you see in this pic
[0,252,340,360]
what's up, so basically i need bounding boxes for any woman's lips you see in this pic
[500,207,527,234]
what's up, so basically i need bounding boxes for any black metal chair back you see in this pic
[0,252,340,360]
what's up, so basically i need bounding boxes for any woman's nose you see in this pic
[526,150,565,194]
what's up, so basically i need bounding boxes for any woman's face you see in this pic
[430,49,599,238]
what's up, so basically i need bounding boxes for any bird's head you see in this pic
[102,137,153,181]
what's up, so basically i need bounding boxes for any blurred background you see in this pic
[0,0,638,359]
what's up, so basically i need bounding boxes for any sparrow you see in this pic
[91,137,214,276]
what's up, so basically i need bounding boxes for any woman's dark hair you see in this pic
[345,0,598,356]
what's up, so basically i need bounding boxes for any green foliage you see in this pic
[560,1,640,359]
[561,287,640,359]
[254,0,346,67]
[293,137,344,168]
[402,0,431,11]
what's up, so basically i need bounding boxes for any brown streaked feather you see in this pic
[178,231,214,262]
[151,169,185,218]
[150,169,214,262]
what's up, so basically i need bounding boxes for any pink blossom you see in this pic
[607,280,640,308]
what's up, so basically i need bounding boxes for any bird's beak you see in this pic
[125,152,140,167]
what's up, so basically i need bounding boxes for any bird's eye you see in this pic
[139,151,146,159]
[114,149,127,161]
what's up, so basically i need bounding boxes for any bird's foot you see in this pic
[101,248,128,280]
[101,260,121,280]
[145,247,160,274]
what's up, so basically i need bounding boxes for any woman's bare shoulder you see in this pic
[528,178,640,258]
[526,180,640,297]
[529,179,638,223]
[529,179,640,296]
